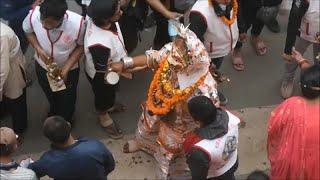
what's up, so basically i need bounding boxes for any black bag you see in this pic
[256,0,279,23]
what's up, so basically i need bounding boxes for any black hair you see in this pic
[247,170,269,180]
[188,96,217,126]
[40,0,68,21]
[87,0,119,27]
[43,116,71,144]
[0,144,14,156]
[300,64,320,99]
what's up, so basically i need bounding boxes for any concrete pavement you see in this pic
[14,106,272,180]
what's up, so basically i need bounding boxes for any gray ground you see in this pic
[0,1,314,179]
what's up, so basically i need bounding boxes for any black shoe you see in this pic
[265,19,280,33]
[218,91,228,106]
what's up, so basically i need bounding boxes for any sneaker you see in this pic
[218,91,228,106]
[265,19,280,33]
[280,79,294,99]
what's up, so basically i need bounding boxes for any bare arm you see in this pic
[25,33,41,52]
[25,33,52,64]
[61,45,84,78]
[145,0,182,19]
[110,55,148,73]
[291,48,311,69]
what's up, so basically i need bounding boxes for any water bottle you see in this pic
[168,19,178,40]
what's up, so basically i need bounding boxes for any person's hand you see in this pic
[60,65,70,80]
[19,157,34,168]
[109,61,124,74]
[239,33,247,43]
[291,47,305,63]
[282,53,293,62]
[165,11,183,20]
[36,47,51,64]
[120,0,130,7]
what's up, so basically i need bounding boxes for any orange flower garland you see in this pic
[146,59,206,116]
[210,0,238,26]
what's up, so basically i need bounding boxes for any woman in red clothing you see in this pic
[267,49,320,179]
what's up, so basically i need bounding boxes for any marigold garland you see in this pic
[146,59,206,116]
[210,0,238,26]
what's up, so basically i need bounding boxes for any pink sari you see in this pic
[268,96,320,180]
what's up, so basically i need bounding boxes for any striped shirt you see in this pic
[0,166,37,180]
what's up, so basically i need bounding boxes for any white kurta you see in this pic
[0,22,26,100]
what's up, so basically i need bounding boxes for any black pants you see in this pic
[119,14,139,54]
[35,62,79,122]
[9,18,28,53]
[208,159,239,180]
[86,73,116,113]
[236,1,264,49]
[153,11,171,50]
[211,57,224,69]
[75,0,87,16]
[2,89,28,135]
[152,0,180,50]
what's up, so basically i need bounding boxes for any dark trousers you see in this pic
[152,0,179,50]
[153,11,171,50]
[208,159,239,180]
[35,62,79,122]
[2,89,28,134]
[9,18,28,53]
[86,73,116,113]
[211,57,224,69]
[119,14,139,54]
[75,0,87,16]
[236,1,264,49]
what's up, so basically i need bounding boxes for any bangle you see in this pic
[298,59,308,67]
[121,56,134,69]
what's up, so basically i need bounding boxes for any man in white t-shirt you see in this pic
[23,0,85,124]
[183,96,239,180]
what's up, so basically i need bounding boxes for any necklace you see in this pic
[147,59,206,115]
[210,0,238,26]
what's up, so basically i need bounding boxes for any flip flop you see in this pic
[107,103,126,113]
[231,50,245,71]
[251,36,267,56]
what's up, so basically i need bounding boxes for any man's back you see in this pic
[28,138,114,180]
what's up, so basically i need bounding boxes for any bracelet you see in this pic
[121,56,134,69]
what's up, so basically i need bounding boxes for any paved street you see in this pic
[0,1,314,179]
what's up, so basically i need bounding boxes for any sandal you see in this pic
[251,36,267,56]
[231,49,245,71]
[104,123,123,139]
[107,103,126,113]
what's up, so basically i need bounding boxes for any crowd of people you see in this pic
[0,0,319,179]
